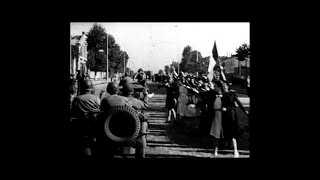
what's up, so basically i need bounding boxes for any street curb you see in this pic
[93,82,108,86]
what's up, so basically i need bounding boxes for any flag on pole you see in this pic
[207,56,216,82]
[212,40,219,62]
[208,41,219,81]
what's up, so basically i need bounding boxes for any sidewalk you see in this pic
[90,79,109,86]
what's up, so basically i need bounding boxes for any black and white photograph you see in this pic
[68,22,250,159]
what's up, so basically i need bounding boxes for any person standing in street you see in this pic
[209,80,224,157]
[221,81,249,157]
[158,75,179,123]
[177,74,188,122]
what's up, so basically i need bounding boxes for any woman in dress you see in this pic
[221,81,249,157]
[209,80,224,156]
[177,75,189,121]
[158,75,179,123]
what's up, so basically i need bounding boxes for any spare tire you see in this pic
[103,105,141,143]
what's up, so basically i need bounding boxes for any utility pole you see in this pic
[178,54,180,74]
[106,34,108,81]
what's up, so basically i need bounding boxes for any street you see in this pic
[93,81,250,158]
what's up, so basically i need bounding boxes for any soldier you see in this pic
[97,82,132,159]
[70,79,100,159]
[158,75,179,123]
[122,82,148,112]
[121,82,149,158]
[71,79,100,116]
[100,81,131,111]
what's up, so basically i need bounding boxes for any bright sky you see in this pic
[71,22,249,73]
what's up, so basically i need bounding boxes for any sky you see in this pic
[71,22,249,73]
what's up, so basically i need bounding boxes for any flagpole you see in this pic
[106,34,108,81]
[178,54,180,74]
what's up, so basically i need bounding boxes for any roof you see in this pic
[71,34,87,46]
[220,56,238,62]
[71,35,82,41]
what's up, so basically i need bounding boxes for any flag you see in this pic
[207,56,216,82]
[212,41,219,62]
[207,41,220,81]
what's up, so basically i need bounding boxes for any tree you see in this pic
[86,23,130,79]
[235,43,250,79]
[164,65,170,75]
[171,61,179,73]
[158,69,164,75]
[86,23,109,76]
[179,45,192,72]
[235,43,250,61]
[184,50,202,74]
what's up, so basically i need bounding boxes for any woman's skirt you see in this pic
[210,110,223,139]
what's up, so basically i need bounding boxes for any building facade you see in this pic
[70,32,88,75]
[221,56,250,81]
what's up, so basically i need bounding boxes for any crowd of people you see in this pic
[157,66,249,157]
[68,65,249,158]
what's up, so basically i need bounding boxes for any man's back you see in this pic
[127,96,148,111]
[100,94,131,111]
[71,93,100,116]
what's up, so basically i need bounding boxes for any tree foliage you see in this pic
[86,23,129,77]
[235,43,250,61]
[179,45,192,72]
[164,65,170,75]
[184,50,202,74]
[170,61,179,72]
[158,69,164,75]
